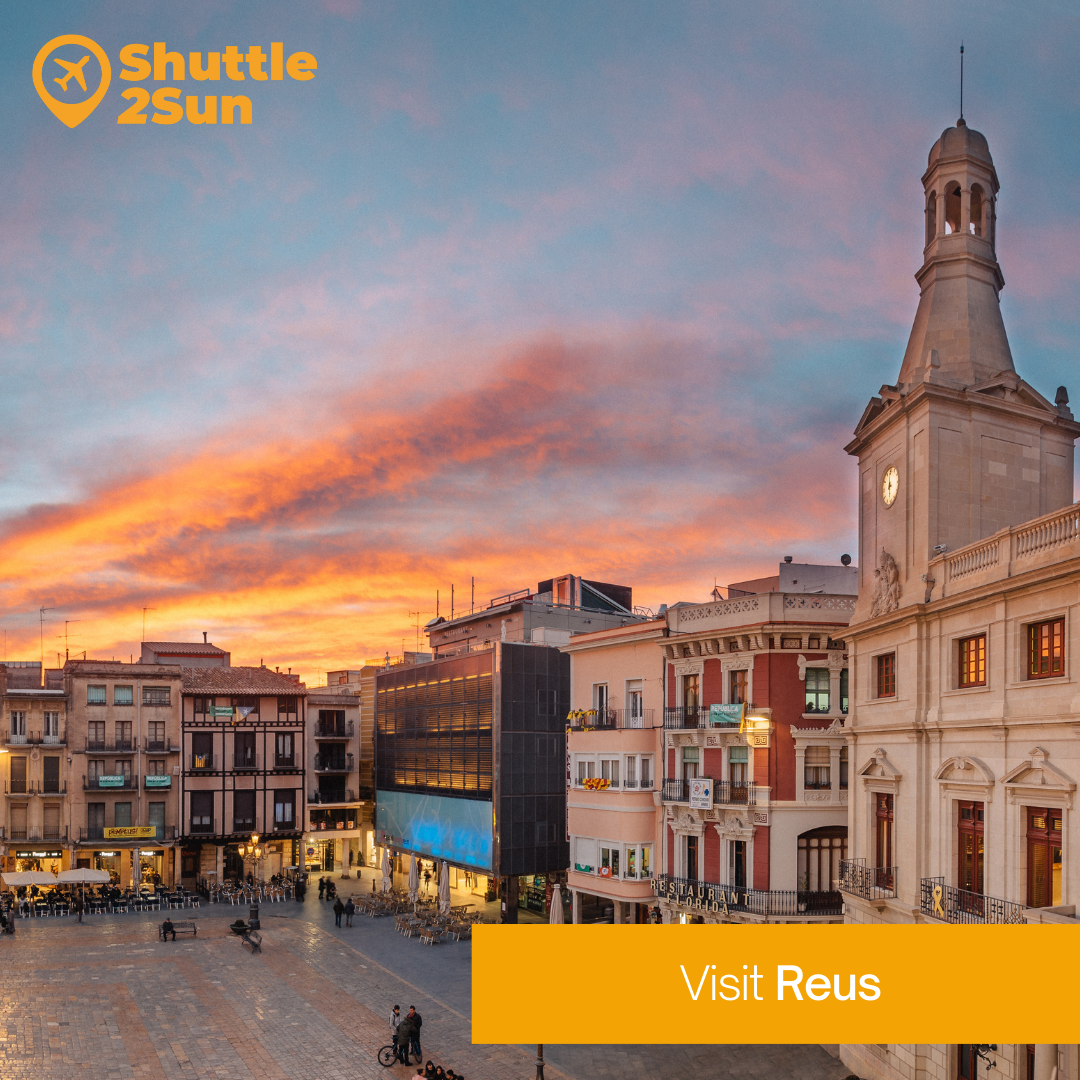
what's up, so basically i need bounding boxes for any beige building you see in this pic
[840,118,1080,1080]
[65,661,184,887]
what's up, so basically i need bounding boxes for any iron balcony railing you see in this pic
[143,739,178,753]
[838,858,897,901]
[309,789,357,805]
[83,774,137,790]
[314,752,354,773]
[662,707,711,729]
[920,877,1026,925]
[85,738,137,753]
[189,754,217,772]
[6,732,28,745]
[661,778,756,806]
[232,753,260,770]
[654,873,844,918]
[314,719,355,738]
[40,781,67,795]
[27,730,67,745]
[5,781,35,795]
[568,709,657,731]
[274,756,297,769]
[10,826,68,841]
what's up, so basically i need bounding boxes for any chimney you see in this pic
[203,631,208,644]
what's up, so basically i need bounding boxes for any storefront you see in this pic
[10,847,65,874]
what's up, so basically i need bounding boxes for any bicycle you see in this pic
[377,1044,400,1067]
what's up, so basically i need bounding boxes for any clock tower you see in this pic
[845,119,1080,623]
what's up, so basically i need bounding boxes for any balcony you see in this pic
[84,774,137,791]
[85,738,137,754]
[144,739,179,753]
[310,810,359,830]
[6,732,27,745]
[660,778,756,806]
[274,756,296,769]
[189,754,217,772]
[314,752,354,773]
[654,873,844,918]
[28,729,67,746]
[838,859,897,901]
[309,789,357,805]
[188,819,216,834]
[40,781,67,796]
[568,709,657,731]
[5,781,34,796]
[314,719,355,738]
[920,877,1026,925]
[144,775,172,789]
[232,753,260,771]
[9,826,68,841]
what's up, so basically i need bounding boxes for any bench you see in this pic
[241,930,262,953]
[159,921,197,940]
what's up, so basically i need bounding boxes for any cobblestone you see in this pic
[0,875,855,1079]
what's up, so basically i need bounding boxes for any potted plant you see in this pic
[230,918,249,935]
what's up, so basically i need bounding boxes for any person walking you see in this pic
[332,897,344,927]
[74,894,84,923]
[423,866,432,894]
[318,877,326,900]
[406,1006,422,1061]
[395,1013,416,1066]
[344,898,355,927]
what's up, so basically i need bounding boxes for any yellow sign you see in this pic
[473,925,1080,1044]
[103,826,157,840]
[33,36,112,128]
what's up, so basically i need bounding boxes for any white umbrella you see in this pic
[2,871,57,887]
[407,855,419,904]
[380,848,392,893]
[56,868,111,884]
[549,883,564,924]
[438,860,451,915]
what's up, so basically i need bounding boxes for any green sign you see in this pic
[209,706,235,716]
[97,775,126,787]
[145,774,172,787]
[709,704,744,726]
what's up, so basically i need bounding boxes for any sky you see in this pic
[3,1,1080,683]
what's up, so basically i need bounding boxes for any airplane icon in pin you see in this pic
[53,55,90,92]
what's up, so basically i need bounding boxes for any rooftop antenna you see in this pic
[39,606,53,678]
[959,42,964,123]
[62,619,81,663]
[408,610,432,653]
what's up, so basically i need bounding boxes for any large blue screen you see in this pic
[375,790,493,872]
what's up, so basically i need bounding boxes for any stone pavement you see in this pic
[0,893,857,1080]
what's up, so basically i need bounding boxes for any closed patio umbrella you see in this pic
[549,883,564,924]
[407,855,419,904]
[438,860,451,915]
[380,848,392,893]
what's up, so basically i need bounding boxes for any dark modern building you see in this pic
[375,641,570,921]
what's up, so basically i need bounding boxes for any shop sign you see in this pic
[104,826,156,839]
[97,775,126,787]
[209,706,235,716]
[688,778,713,809]
[145,774,172,787]
[16,849,62,858]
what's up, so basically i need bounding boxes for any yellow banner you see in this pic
[473,925,1080,1044]
[102,826,157,840]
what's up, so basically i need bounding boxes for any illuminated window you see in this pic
[804,669,829,712]
[1028,618,1065,679]
[958,634,986,687]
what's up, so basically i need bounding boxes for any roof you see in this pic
[143,641,229,656]
[64,661,183,677]
[180,666,307,695]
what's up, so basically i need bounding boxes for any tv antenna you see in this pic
[408,610,433,654]
[39,606,53,674]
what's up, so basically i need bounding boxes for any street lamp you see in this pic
[236,834,265,930]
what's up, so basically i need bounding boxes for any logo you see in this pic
[33,35,112,127]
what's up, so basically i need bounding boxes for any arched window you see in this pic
[925,191,937,246]
[944,182,962,234]
[969,184,985,237]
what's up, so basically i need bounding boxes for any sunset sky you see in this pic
[3,2,1080,683]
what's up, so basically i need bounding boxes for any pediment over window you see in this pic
[858,747,901,780]
[1001,747,1076,791]
[934,755,995,785]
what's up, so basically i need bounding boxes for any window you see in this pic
[729,746,748,789]
[957,801,984,894]
[274,790,295,829]
[87,685,106,705]
[87,803,105,838]
[1026,807,1063,908]
[233,790,256,832]
[729,669,747,705]
[576,758,595,785]
[623,754,653,789]
[594,683,609,716]
[190,791,213,833]
[624,756,636,788]
[958,1046,977,1080]
[729,840,746,888]
[9,711,26,739]
[278,696,297,719]
[681,746,698,782]
[958,634,986,687]
[686,835,698,880]
[840,668,849,713]
[146,721,165,751]
[276,732,294,767]
[148,759,166,775]
[194,696,213,717]
[115,721,132,750]
[142,686,170,706]
[600,758,620,788]
[114,685,134,706]
[839,746,848,790]
[640,756,652,789]
[599,845,620,878]
[113,802,132,828]
[42,757,60,793]
[537,687,556,716]
[234,731,256,769]
[116,759,132,780]
[1029,618,1065,679]
[876,653,896,697]
[798,826,847,892]
[148,802,165,840]
[87,758,104,781]
[804,669,830,712]
[626,680,643,726]
[9,756,27,794]
[88,721,105,748]
[43,711,60,739]
[191,731,213,771]
[804,746,831,789]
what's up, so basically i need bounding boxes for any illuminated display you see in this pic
[376,789,493,872]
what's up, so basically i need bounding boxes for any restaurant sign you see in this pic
[16,849,62,858]
[145,774,172,787]
[103,826,157,840]
[97,775,126,787]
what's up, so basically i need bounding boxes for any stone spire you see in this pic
[896,119,1014,388]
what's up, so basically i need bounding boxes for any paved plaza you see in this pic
[0,873,857,1080]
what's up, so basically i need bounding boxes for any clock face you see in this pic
[881,466,899,507]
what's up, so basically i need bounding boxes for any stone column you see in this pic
[571,889,581,924]
[1033,1045,1057,1080]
